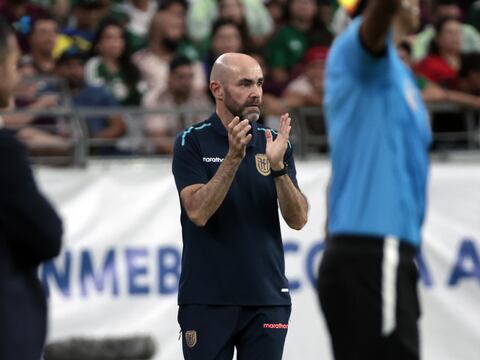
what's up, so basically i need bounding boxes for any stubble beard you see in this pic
[224,90,261,122]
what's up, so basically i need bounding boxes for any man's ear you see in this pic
[210,81,223,101]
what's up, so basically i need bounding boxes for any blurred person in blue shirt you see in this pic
[55,47,126,155]
[317,1,431,359]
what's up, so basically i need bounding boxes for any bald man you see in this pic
[172,53,308,359]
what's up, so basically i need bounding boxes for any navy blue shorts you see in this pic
[178,305,291,360]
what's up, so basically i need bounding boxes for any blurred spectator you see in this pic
[187,0,273,47]
[117,0,157,52]
[28,15,58,75]
[158,0,200,61]
[30,0,71,24]
[412,0,480,61]
[144,55,211,154]
[415,16,462,89]
[331,5,351,36]
[11,56,59,119]
[468,1,480,32]
[244,49,293,121]
[219,0,245,27]
[284,46,327,107]
[3,56,69,154]
[263,46,328,143]
[265,0,286,32]
[132,9,206,107]
[54,0,104,57]
[318,0,333,26]
[85,18,143,105]
[218,0,271,48]
[406,28,480,149]
[456,0,475,13]
[399,40,480,107]
[459,53,480,96]
[203,19,243,78]
[56,48,126,154]
[123,0,157,38]
[266,0,332,95]
[160,0,187,17]
[98,0,113,18]
[0,0,49,52]
[247,49,284,117]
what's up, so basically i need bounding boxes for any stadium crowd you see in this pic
[1,0,480,156]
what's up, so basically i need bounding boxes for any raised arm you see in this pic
[180,117,252,227]
[265,114,308,230]
[360,0,402,54]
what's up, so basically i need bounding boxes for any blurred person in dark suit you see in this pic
[0,19,63,360]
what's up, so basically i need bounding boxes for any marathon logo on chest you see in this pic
[263,323,289,329]
[202,157,224,163]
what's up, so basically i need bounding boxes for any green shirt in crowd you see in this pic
[84,56,142,106]
[266,25,309,70]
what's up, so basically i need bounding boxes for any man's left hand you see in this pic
[265,113,291,171]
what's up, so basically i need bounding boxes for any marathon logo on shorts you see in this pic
[203,157,224,163]
[185,330,197,348]
[255,154,271,176]
[263,323,289,329]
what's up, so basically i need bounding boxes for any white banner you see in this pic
[36,160,480,360]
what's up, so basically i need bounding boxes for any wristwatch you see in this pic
[271,162,288,178]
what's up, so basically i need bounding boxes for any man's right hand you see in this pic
[227,117,252,160]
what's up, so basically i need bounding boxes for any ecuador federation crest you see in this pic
[255,154,271,176]
[185,330,197,348]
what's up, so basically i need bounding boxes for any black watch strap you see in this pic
[271,163,288,178]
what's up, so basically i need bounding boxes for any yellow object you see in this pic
[338,0,361,14]
[53,35,91,59]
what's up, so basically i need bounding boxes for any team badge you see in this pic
[185,330,197,348]
[255,154,271,176]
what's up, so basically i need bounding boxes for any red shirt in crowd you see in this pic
[415,55,459,90]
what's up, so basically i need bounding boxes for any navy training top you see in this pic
[172,113,297,306]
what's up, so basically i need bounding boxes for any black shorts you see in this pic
[317,235,421,360]
[178,305,291,360]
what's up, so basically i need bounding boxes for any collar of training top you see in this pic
[210,112,259,148]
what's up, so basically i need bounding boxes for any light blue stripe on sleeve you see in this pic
[181,123,212,146]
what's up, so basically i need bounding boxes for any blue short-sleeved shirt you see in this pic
[172,113,297,306]
[73,85,119,136]
[324,18,432,247]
